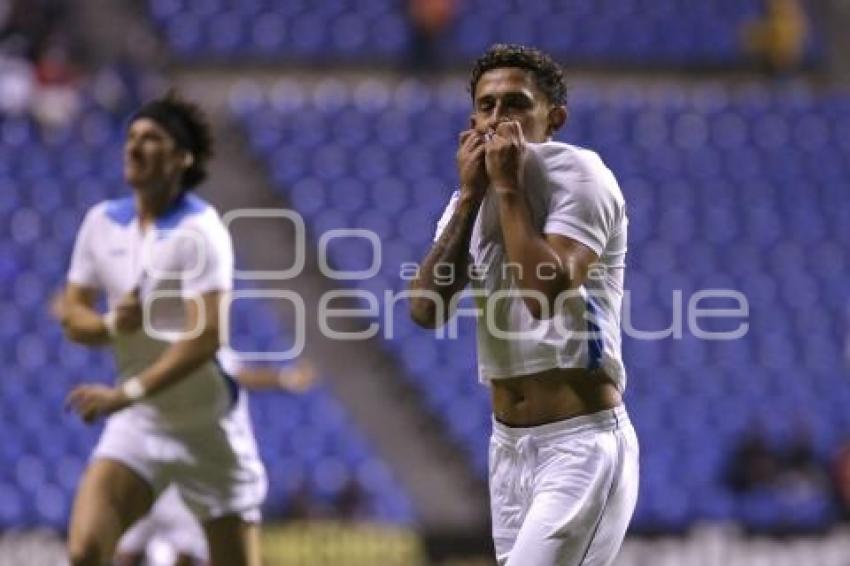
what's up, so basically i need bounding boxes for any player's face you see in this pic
[471,67,557,143]
[124,118,187,191]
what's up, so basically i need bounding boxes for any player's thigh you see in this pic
[504,492,598,566]
[581,426,640,566]
[202,515,261,566]
[68,458,154,559]
[505,441,620,565]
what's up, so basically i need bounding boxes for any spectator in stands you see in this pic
[0,0,58,61]
[335,478,370,521]
[727,430,781,492]
[782,427,827,483]
[407,0,456,72]
[0,0,77,70]
[0,0,82,127]
[775,425,832,518]
[728,423,831,518]
[742,0,808,74]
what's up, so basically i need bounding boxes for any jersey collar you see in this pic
[105,193,206,229]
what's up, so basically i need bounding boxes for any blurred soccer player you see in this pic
[58,93,266,566]
[410,44,638,565]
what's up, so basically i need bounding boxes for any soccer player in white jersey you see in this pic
[58,93,266,566]
[410,44,639,565]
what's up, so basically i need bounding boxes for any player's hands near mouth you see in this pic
[66,384,131,423]
[457,128,489,204]
[484,120,526,195]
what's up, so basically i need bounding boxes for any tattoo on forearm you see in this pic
[414,200,480,297]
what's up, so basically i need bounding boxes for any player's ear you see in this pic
[182,152,194,168]
[546,106,568,136]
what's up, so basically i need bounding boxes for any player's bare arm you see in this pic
[66,290,222,422]
[57,284,144,346]
[236,359,318,392]
[409,129,487,328]
[130,289,223,395]
[486,120,598,319]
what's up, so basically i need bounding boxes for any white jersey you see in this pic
[435,142,628,390]
[67,193,239,428]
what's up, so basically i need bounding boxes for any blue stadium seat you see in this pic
[148,0,824,67]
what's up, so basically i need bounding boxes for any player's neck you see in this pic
[134,184,182,229]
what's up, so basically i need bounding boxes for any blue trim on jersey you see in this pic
[213,358,241,410]
[105,196,136,226]
[156,194,208,230]
[103,193,208,229]
[585,296,604,370]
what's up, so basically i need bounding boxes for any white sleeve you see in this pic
[181,214,234,298]
[67,206,102,288]
[543,155,621,257]
[433,191,460,242]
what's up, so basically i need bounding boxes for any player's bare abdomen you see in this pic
[490,367,622,427]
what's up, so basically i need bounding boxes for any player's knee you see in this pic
[67,534,109,566]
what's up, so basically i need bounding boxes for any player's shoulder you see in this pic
[529,141,609,179]
[164,196,232,256]
[79,198,126,229]
[533,141,623,203]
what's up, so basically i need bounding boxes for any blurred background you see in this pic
[1,0,850,564]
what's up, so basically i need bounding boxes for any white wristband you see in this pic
[121,377,146,402]
[102,310,118,337]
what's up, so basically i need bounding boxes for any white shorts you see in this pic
[92,395,267,523]
[489,405,639,566]
[117,486,208,560]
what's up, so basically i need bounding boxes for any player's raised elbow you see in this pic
[523,268,574,320]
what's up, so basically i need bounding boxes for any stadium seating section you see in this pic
[234,78,850,532]
[0,96,414,528]
[146,0,821,67]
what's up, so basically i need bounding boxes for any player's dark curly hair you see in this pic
[131,91,214,190]
[469,44,567,107]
